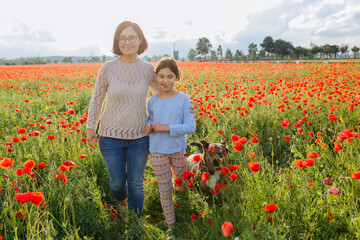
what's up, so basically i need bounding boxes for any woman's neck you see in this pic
[120,55,138,63]
[157,90,178,100]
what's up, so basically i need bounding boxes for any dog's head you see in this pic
[200,138,229,169]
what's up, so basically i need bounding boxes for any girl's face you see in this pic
[156,67,178,93]
[118,26,141,57]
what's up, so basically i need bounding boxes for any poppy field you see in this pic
[1,61,360,239]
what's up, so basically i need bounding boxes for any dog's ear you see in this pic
[200,140,210,152]
[220,138,226,146]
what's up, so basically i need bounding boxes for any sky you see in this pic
[1,0,360,59]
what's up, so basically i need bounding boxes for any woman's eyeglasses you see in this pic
[119,36,138,44]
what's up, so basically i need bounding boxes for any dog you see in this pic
[187,138,229,195]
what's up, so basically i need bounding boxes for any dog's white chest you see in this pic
[208,171,221,190]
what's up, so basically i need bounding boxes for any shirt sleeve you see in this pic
[86,63,109,130]
[169,96,196,137]
[147,97,154,125]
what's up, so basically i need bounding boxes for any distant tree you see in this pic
[352,46,359,58]
[217,45,223,60]
[90,57,101,63]
[62,57,72,63]
[259,49,266,58]
[273,39,294,58]
[293,46,309,59]
[248,42,258,58]
[310,45,322,59]
[173,50,179,60]
[233,50,243,61]
[196,37,212,61]
[224,48,233,61]
[187,48,197,61]
[142,55,151,62]
[331,45,340,58]
[340,44,349,58]
[260,36,274,55]
[209,50,218,61]
[103,55,106,62]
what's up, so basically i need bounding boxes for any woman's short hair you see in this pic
[112,21,148,56]
[155,57,180,79]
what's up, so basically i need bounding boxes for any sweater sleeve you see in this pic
[86,63,109,130]
[169,97,196,136]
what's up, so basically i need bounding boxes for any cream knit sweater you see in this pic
[86,57,156,139]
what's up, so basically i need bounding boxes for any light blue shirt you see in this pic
[147,92,196,154]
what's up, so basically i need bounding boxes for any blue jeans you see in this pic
[99,135,149,218]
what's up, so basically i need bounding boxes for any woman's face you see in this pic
[118,26,141,57]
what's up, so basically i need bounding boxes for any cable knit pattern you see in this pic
[86,58,156,139]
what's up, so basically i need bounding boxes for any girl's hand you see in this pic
[152,123,170,132]
[189,105,195,114]
[86,129,97,149]
[145,124,153,135]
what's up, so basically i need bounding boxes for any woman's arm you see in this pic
[86,64,109,132]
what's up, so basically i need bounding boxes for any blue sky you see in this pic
[1,0,359,59]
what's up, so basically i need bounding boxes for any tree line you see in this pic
[186,36,360,61]
[0,55,108,66]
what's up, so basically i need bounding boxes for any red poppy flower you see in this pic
[16,212,23,218]
[285,135,290,142]
[248,162,260,174]
[23,160,35,169]
[58,165,70,171]
[231,134,240,142]
[333,143,342,151]
[68,109,75,115]
[218,130,224,134]
[233,142,243,151]
[191,213,197,220]
[213,182,226,195]
[249,152,255,158]
[251,137,258,143]
[323,177,332,185]
[78,154,87,159]
[183,170,195,180]
[187,181,193,188]
[37,162,46,169]
[47,135,56,140]
[221,221,233,237]
[192,154,202,161]
[174,177,182,186]
[229,164,239,172]
[229,173,237,183]
[12,137,21,142]
[264,204,277,213]
[202,172,209,181]
[307,151,318,159]
[31,192,45,206]
[17,128,27,134]
[221,167,230,175]
[328,114,337,121]
[328,187,340,195]
[352,172,360,179]
[0,157,14,169]
[303,158,314,167]
[14,192,33,205]
[56,174,68,184]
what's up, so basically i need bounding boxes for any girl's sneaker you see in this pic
[166,226,176,240]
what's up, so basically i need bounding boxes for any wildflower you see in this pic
[249,152,255,158]
[218,130,224,134]
[48,135,56,140]
[187,181,193,188]
[192,154,202,161]
[304,158,314,167]
[23,160,35,169]
[248,162,260,173]
[37,162,46,169]
[68,109,75,115]
[221,221,233,237]
[183,171,194,180]
[56,174,68,184]
[264,204,277,213]
[174,177,182,186]
[213,182,226,195]
[229,164,239,172]
[333,143,342,151]
[0,157,14,169]
[328,114,337,121]
[307,151,318,159]
[251,137,258,143]
[202,172,209,181]
[294,160,304,170]
[231,134,240,142]
[328,187,340,195]
[352,172,360,179]
[323,177,332,185]
[14,192,33,204]
[229,173,237,183]
[31,192,45,206]
[221,167,230,175]
[285,135,290,142]
[78,154,87,159]
[191,213,197,220]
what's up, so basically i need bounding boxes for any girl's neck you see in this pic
[120,55,138,63]
[157,90,178,100]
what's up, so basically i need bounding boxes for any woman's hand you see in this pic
[87,129,97,149]
[145,124,153,135]
[189,105,196,114]
[152,123,170,132]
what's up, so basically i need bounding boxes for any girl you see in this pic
[145,57,196,238]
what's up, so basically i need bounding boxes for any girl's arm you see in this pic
[169,98,196,136]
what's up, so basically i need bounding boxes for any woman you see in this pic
[86,21,156,218]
